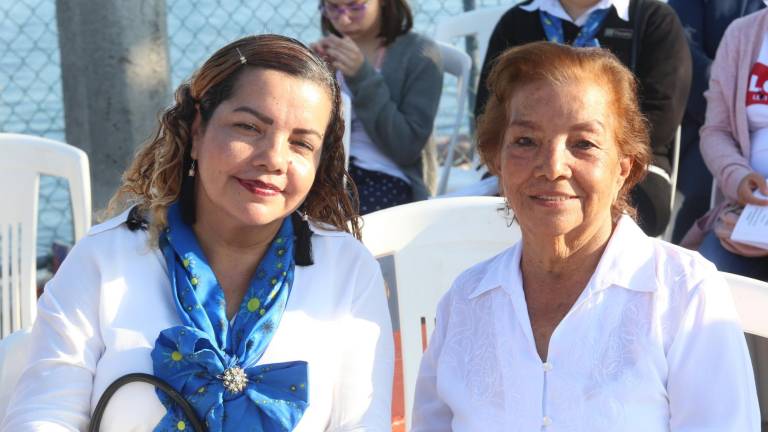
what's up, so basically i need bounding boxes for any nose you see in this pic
[255,132,289,173]
[534,139,571,180]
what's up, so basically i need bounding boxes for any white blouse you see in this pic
[1,209,394,431]
[411,216,759,432]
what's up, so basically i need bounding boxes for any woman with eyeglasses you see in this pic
[312,0,443,214]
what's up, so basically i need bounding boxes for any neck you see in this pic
[192,201,282,271]
[519,217,614,287]
[559,0,599,22]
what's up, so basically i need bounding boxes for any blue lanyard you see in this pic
[539,8,610,47]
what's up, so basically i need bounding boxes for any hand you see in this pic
[736,172,768,206]
[316,35,365,77]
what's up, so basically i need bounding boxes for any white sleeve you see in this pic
[330,263,394,432]
[1,238,104,431]
[410,293,452,432]
[667,269,760,431]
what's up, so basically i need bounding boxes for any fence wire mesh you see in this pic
[167,0,511,170]
[0,0,72,279]
[3,0,513,278]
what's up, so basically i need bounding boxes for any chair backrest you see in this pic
[723,272,768,339]
[0,133,91,338]
[435,42,472,196]
[670,126,681,209]
[0,327,31,419]
[361,196,520,429]
[342,92,351,169]
[434,6,509,70]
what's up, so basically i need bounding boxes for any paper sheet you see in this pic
[731,189,768,250]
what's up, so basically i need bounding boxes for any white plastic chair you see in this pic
[0,133,91,338]
[434,6,509,72]
[342,92,351,169]
[435,42,473,195]
[361,196,520,429]
[723,272,768,339]
[0,327,31,419]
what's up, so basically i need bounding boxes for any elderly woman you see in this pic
[411,42,758,431]
[2,35,393,431]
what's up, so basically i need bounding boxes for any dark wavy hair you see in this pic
[107,34,360,252]
[319,0,413,45]
[477,41,651,221]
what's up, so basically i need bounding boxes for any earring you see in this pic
[188,160,196,177]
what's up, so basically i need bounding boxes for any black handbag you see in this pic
[88,373,206,432]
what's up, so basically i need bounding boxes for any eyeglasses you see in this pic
[320,0,370,20]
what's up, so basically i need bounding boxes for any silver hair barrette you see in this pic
[236,48,246,65]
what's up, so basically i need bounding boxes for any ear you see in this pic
[190,109,202,160]
[616,155,632,189]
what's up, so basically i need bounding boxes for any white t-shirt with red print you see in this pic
[747,32,768,177]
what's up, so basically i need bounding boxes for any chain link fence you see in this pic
[167,0,511,168]
[2,0,513,277]
[0,0,73,278]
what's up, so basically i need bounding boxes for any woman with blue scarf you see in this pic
[2,34,394,431]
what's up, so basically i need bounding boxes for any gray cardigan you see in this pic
[344,32,444,201]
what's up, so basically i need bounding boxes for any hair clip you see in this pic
[236,48,247,65]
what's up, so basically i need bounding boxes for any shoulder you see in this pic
[637,0,685,32]
[442,245,517,305]
[639,237,725,313]
[308,223,380,275]
[723,8,768,40]
[390,32,441,64]
[74,207,151,256]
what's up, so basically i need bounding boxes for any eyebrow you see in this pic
[233,106,273,125]
[571,120,606,133]
[507,119,539,129]
[233,106,323,139]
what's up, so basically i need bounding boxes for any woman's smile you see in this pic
[236,177,283,197]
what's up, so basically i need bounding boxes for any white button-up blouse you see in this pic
[1,209,394,431]
[412,216,759,432]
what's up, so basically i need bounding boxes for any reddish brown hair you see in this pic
[477,41,651,220]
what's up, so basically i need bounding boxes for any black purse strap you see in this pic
[88,373,206,432]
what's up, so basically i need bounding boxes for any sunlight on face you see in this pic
[191,68,332,231]
[497,79,631,242]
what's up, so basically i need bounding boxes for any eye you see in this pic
[573,139,597,150]
[511,136,535,147]
[291,140,315,152]
[234,122,262,134]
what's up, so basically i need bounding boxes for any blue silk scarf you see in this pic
[539,8,610,47]
[152,203,309,431]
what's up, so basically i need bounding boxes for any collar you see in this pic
[467,215,656,300]
[521,0,630,26]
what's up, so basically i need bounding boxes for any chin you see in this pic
[230,203,290,228]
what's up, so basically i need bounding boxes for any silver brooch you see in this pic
[219,366,248,393]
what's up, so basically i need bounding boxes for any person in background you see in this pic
[668,0,765,244]
[680,8,768,426]
[412,42,758,432]
[312,0,443,214]
[475,0,691,237]
[2,34,394,431]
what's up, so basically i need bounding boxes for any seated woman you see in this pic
[475,0,692,237]
[2,35,394,431]
[412,42,758,431]
[312,0,443,214]
[685,7,768,280]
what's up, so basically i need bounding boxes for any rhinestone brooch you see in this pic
[219,366,248,394]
